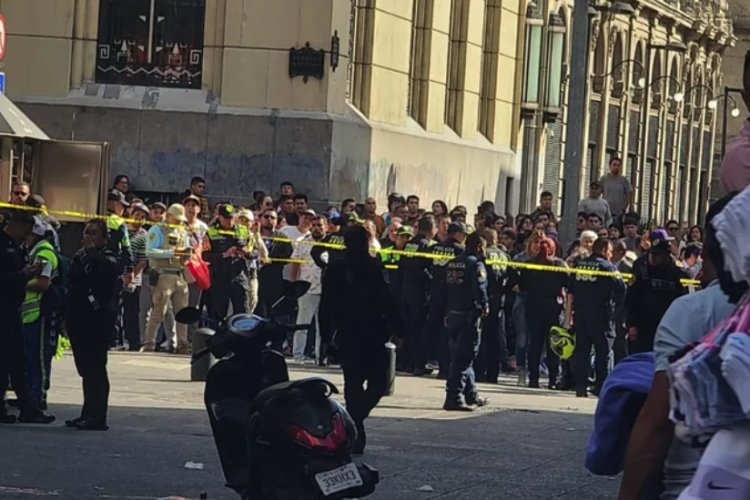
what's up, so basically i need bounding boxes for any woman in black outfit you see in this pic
[65,219,123,430]
[517,232,568,389]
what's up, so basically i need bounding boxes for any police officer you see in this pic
[439,232,490,412]
[381,226,413,302]
[310,212,353,270]
[141,204,192,354]
[422,222,466,377]
[203,204,251,317]
[65,218,123,430]
[256,208,293,316]
[565,237,625,397]
[106,191,134,269]
[475,228,513,383]
[398,215,437,372]
[625,229,689,354]
[0,210,49,424]
[21,218,60,416]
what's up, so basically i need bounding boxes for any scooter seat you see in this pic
[250,377,338,411]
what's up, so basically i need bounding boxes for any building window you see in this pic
[522,2,543,107]
[408,0,431,128]
[544,12,565,110]
[478,0,502,140]
[350,0,375,114]
[96,0,206,89]
[445,0,470,134]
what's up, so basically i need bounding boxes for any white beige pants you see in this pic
[144,273,189,349]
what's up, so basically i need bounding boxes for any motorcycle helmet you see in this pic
[549,326,575,360]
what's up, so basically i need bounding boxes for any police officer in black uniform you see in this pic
[65,218,123,430]
[203,204,252,318]
[565,237,626,397]
[398,216,436,372]
[438,232,490,411]
[475,228,513,383]
[0,210,49,424]
[310,213,355,271]
[422,222,466,377]
[625,229,689,354]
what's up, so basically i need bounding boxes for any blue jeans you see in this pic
[23,317,56,408]
[445,314,481,404]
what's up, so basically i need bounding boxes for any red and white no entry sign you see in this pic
[0,15,6,61]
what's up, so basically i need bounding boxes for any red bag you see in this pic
[186,254,211,291]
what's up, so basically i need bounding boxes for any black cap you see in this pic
[218,204,236,218]
[448,222,467,235]
[26,194,46,209]
[108,190,129,206]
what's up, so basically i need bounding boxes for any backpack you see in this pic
[41,251,71,317]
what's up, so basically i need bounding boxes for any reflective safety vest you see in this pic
[22,240,59,324]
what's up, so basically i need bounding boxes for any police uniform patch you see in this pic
[479,267,487,279]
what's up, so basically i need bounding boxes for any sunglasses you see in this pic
[667,226,679,231]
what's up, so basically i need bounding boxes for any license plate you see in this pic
[314,463,363,496]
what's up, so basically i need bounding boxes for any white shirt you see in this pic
[280,225,309,280]
[291,233,322,294]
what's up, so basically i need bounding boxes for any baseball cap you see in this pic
[182,194,201,206]
[300,208,316,217]
[27,194,46,209]
[130,203,149,216]
[396,226,414,237]
[166,204,188,223]
[649,229,674,252]
[108,191,130,207]
[447,222,467,235]
[31,216,52,237]
[151,201,167,211]
[237,208,254,221]
[218,204,236,218]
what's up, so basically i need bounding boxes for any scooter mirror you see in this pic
[283,280,311,300]
[175,307,202,325]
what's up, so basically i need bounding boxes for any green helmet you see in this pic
[549,326,575,360]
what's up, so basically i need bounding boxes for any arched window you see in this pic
[632,41,645,104]
[592,29,606,93]
[544,11,566,110]
[611,33,625,98]
[651,55,662,108]
[668,57,680,113]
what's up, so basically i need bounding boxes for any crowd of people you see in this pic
[0,161,713,431]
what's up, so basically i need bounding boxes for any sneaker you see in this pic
[443,400,475,412]
[175,344,192,356]
[426,360,440,370]
[139,344,156,353]
[18,411,55,424]
[466,396,489,407]
[516,368,528,387]
[0,409,17,424]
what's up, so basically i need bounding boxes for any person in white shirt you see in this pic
[290,214,327,362]
[280,209,313,280]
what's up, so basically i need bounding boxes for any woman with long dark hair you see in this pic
[65,218,123,430]
[111,175,129,196]
[687,224,704,243]
[431,200,449,218]
[517,231,568,389]
[514,215,534,255]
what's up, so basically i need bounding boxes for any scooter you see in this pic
[176,282,379,500]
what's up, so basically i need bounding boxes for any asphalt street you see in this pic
[0,353,619,499]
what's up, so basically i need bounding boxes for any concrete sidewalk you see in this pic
[0,352,619,499]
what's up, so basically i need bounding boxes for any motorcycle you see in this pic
[176,281,379,500]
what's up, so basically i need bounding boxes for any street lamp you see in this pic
[722,86,744,158]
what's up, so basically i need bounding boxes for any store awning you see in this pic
[0,93,49,141]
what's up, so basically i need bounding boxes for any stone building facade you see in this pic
[1,0,526,211]
[520,0,734,224]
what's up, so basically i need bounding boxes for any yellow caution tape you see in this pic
[0,201,700,286]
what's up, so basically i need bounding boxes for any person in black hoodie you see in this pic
[318,225,400,454]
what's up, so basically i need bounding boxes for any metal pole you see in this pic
[638,45,653,221]
[560,0,590,243]
[722,86,729,160]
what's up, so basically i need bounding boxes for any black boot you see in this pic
[352,420,366,455]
